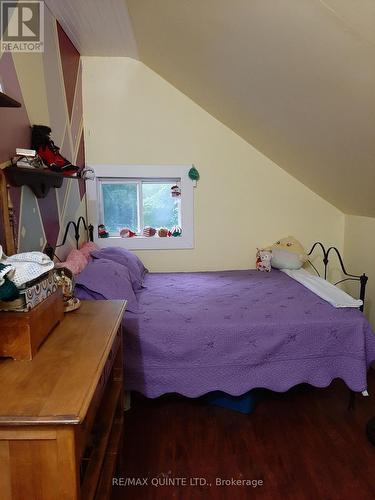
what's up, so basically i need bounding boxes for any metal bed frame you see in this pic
[44,216,94,260]
[307,241,368,312]
[307,242,369,409]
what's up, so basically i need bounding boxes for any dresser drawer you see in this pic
[76,326,122,462]
[0,300,126,500]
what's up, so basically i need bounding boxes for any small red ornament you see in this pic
[143,226,156,237]
[120,227,136,238]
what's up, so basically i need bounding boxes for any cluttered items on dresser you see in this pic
[55,266,81,312]
[0,246,55,306]
[0,246,78,360]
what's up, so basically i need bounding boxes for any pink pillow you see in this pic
[79,241,99,260]
[61,249,88,275]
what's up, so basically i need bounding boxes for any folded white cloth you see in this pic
[7,251,52,265]
[0,246,54,288]
[7,261,54,287]
[281,268,363,308]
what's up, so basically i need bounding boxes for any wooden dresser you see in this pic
[0,300,126,500]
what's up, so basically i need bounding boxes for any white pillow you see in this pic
[271,248,304,270]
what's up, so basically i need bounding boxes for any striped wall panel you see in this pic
[0,5,86,259]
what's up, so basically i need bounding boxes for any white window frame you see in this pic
[86,165,194,250]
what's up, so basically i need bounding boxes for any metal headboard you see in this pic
[307,242,368,312]
[44,216,94,260]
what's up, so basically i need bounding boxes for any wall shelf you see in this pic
[0,91,21,108]
[4,166,63,198]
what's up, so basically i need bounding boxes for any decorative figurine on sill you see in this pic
[120,227,136,238]
[170,225,182,237]
[158,227,169,237]
[143,226,156,237]
[98,224,109,238]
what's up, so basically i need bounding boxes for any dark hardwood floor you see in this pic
[112,372,375,500]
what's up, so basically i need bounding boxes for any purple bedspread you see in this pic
[122,270,375,397]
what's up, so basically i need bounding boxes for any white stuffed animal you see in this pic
[256,248,272,272]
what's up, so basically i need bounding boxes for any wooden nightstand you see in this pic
[0,300,126,500]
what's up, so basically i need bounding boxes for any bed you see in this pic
[121,269,375,398]
[49,218,375,399]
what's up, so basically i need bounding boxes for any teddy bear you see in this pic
[256,248,272,272]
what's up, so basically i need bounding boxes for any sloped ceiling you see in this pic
[126,0,375,216]
[44,0,138,57]
[46,0,375,216]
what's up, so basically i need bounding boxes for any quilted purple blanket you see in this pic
[122,270,375,397]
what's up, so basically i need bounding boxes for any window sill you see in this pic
[94,235,193,250]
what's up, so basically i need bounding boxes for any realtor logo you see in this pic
[1,1,44,52]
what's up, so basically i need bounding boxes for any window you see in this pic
[87,165,194,250]
[100,179,181,235]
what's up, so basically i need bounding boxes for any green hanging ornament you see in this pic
[188,166,200,181]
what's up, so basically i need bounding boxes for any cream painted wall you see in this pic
[12,53,50,126]
[344,215,375,327]
[82,57,344,272]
